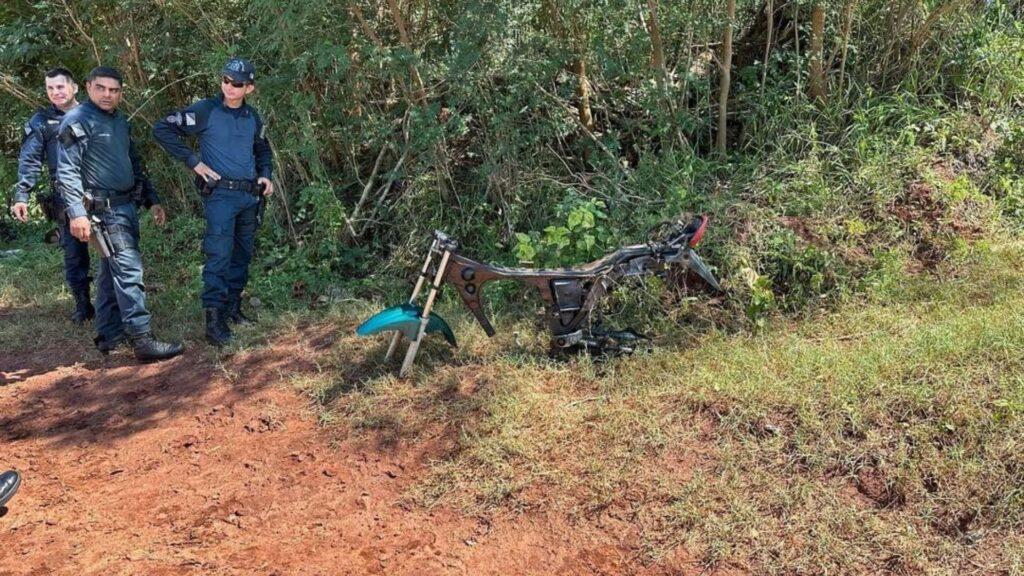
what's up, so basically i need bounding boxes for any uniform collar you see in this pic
[49,101,77,117]
[216,93,250,115]
[83,99,119,117]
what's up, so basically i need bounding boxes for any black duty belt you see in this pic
[214,179,259,194]
[85,188,134,211]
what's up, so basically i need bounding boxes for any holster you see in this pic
[256,181,267,226]
[131,180,145,206]
[89,214,115,259]
[195,175,216,197]
[38,193,58,222]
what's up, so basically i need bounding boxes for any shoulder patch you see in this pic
[165,112,182,125]
[59,122,87,146]
[24,123,33,136]
[185,112,196,126]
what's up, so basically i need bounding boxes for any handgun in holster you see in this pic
[38,193,58,222]
[256,181,268,226]
[89,214,115,259]
[84,191,115,258]
[195,174,219,197]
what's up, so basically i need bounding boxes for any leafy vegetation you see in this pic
[2,0,1021,320]
[2,1,1024,572]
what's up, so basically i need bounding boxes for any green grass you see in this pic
[302,241,1024,575]
[0,214,318,357]
[4,218,1023,574]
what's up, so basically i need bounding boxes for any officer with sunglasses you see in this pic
[153,58,273,346]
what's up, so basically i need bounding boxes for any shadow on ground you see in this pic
[0,335,319,448]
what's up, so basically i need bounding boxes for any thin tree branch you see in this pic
[57,0,102,65]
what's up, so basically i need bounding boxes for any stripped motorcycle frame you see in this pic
[365,215,721,376]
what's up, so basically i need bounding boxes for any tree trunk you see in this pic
[574,59,594,133]
[645,0,688,150]
[808,3,826,102]
[837,0,858,94]
[792,0,802,100]
[759,0,774,98]
[716,0,735,156]
[385,0,427,104]
[646,0,667,82]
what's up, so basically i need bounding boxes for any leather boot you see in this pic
[131,333,184,362]
[226,297,253,325]
[70,286,95,324]
[0,470,20,508]
[205,308,233,346]
[94,333,127,356]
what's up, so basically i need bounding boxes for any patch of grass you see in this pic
[5,215,1023,573]
[0,226,83,355]
[311,242,1024,574]
[0,215,309,358]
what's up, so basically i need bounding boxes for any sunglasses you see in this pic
[221,76,250,88]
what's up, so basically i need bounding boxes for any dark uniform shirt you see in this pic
[55,100,158,219]
[152,94,272,182]
[14,104,68,205]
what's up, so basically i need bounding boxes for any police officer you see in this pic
[153,57,273,346]
[57,66,184,362]
[11,68,93,323]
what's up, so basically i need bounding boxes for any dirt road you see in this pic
[0,331,716,576]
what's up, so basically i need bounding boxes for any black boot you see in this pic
[93,333,127,356]
[205,308,233,346]
[70,287,95,324]
[226,297,253,325]
[131,333,184,363]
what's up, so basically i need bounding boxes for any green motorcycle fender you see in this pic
[356,304,457,346]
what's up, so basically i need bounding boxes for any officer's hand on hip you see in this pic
[258,177,274,196]
[11,202,29,223]
[70,216,91,242]
[193,162,221,183]
[150,204,167,226]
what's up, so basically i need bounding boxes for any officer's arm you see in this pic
[253,114,273,180]
[56,122,89,219]
[152,102,209,169]
[128,136,160,208]
[13,118,45,204]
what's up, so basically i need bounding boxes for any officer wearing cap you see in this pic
[57,66,184,362]
[11,68,94,324]
[153,57,273,346]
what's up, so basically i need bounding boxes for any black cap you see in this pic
[222,58,255,83]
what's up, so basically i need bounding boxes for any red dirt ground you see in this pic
[0,331,734,575]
